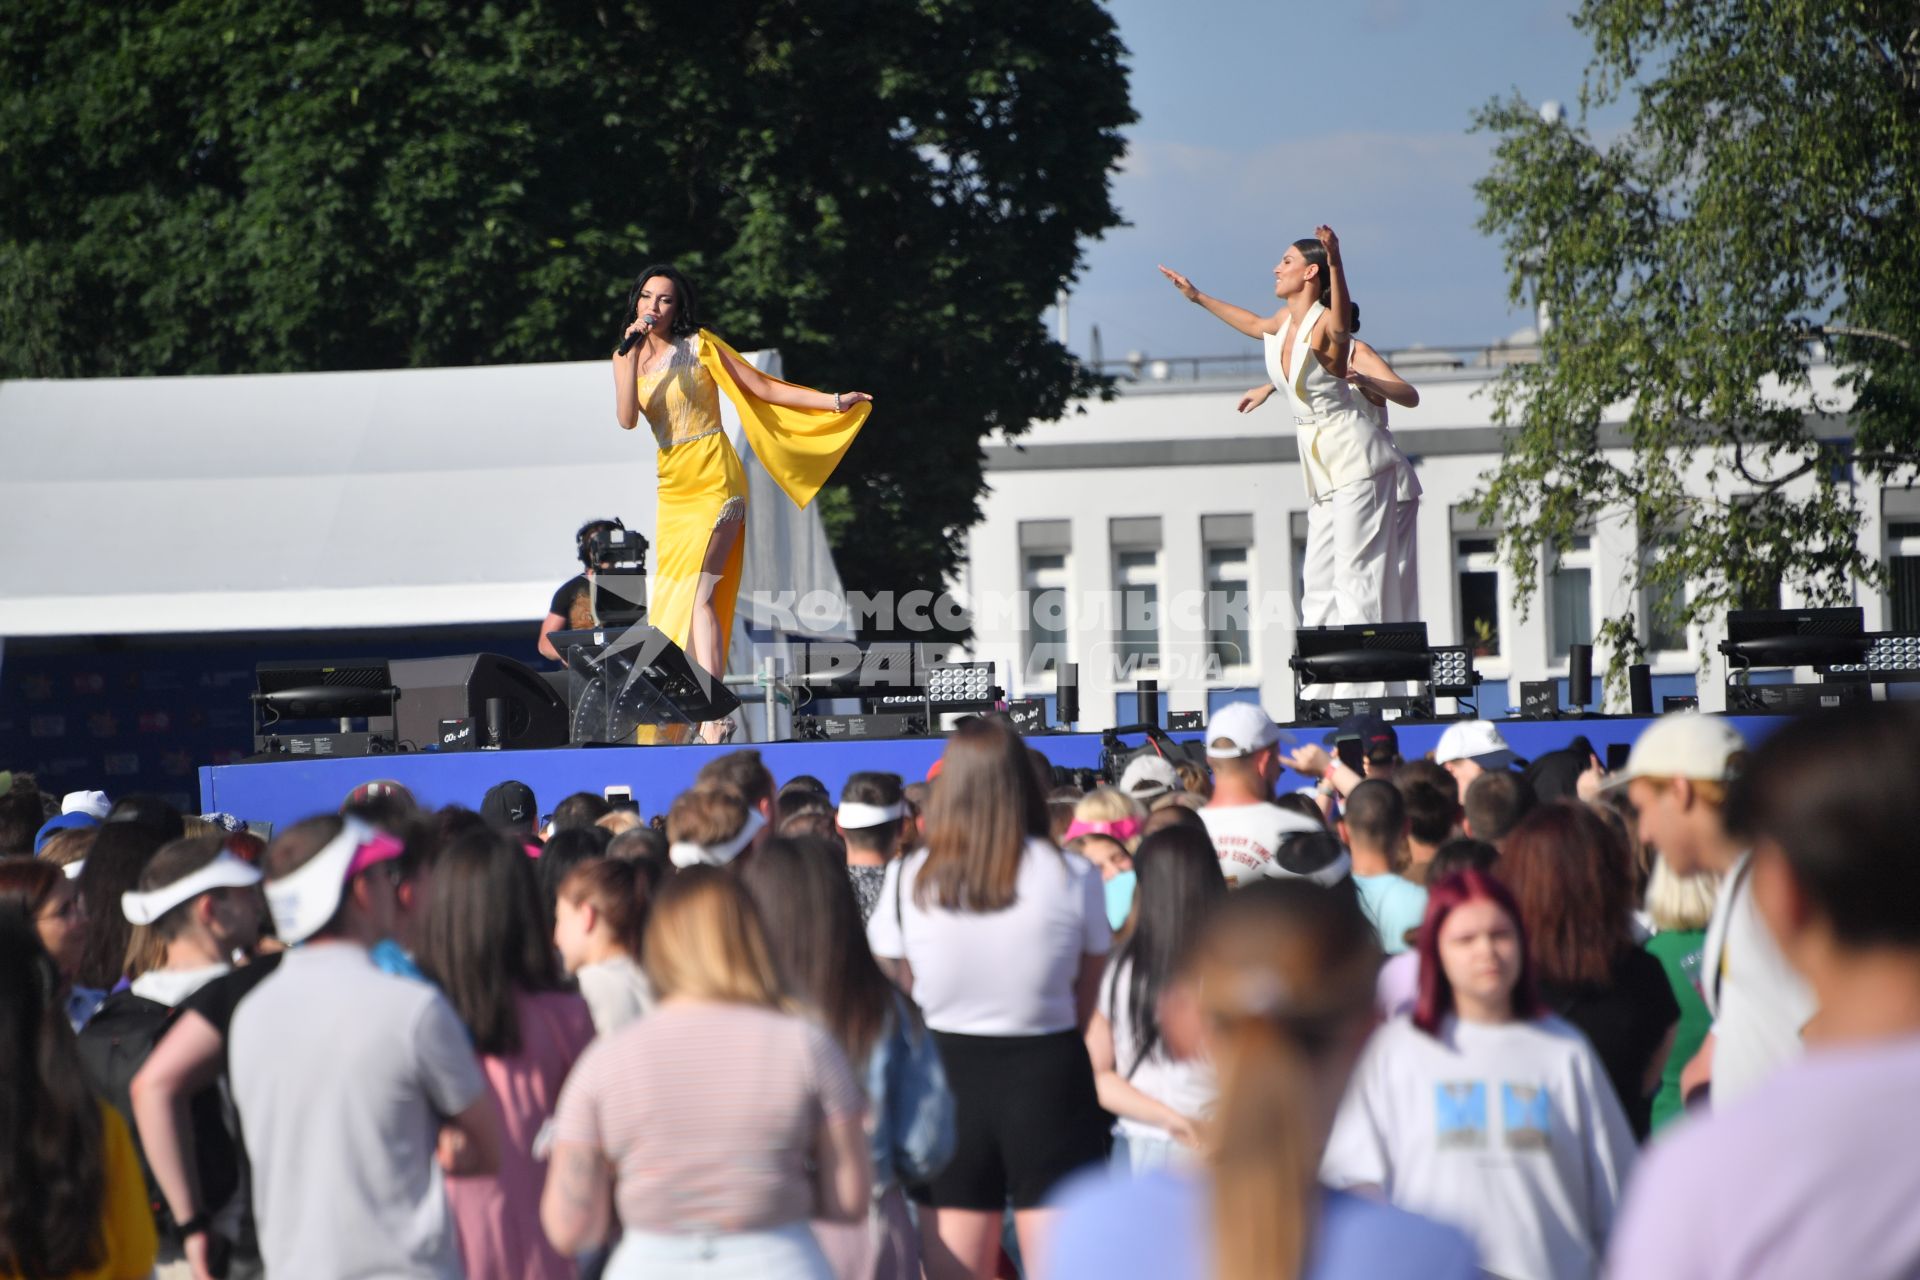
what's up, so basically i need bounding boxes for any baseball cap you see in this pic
[34,811,97,855]
[1432,721,1519,771]
[1119,754,1182,801]
[1205,702,1286,760]
[62,790,112,820]
[1325,712,1400,760]
[1600,714,1747,792]
[482,780,538,832]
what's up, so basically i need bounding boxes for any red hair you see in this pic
[1412,869,1544,1036]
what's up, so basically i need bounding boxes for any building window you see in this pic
[1019,520,1072,684]
[1202,514,1254,674]
[1549,535,1595,662]
[1455,536,1502,658]
[1642,535,1689,654]
[1113,549,1161,672]
[1890,522,1920,632]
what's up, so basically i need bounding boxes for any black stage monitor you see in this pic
[1721,607,1868,669]
[1291,622,1433,685]
[389,653,570,751]
[253,659,397,723]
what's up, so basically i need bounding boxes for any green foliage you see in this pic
[1472,0,1920,686]
[0,0,1133,602]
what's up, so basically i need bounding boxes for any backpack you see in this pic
[76,991,239,1244]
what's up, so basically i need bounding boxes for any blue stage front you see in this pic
[199,716,1782,833]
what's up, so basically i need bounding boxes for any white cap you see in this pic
[1119,755,1182,800]
[63,790,111,820]
[1601,714,1747,791]
[122,851,262,925]
[1433,721,1517,770]
[836,801,904,830]
[1205,702,1284,760]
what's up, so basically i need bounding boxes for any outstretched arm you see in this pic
[714,343,872,412]
[1348,340,1420,408]
[1315,226,1352,378]
[1158,266,1281,340]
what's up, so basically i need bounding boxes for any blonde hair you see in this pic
[1074,787,1144,825]
[596,810,643,836]
[1635,773,1735,809]
[1644,855,1719,933]
[180,815,222,839]
[1175,759,1213,799]
[1192,883,1378,1280]
[37,827,94,869]
[641,865,784,1007]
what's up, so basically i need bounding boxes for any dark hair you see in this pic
[102,794,184,843]
[1463,770,1537,843]
[779,811,841,843]
[552,791,612,832]
[918,717,1053,911]
[739,836,895,1065]
[73,822,165,989]
[1428,837,1500,882]
[537,825,611,925]
[1143,803,1208,838]
[1413,870,1544,1035]
[0,912,107,1277]
[606,825,668,873]
[0,783,44,857]
[0,857,66,925]
[1272,792,1330,830]
[839,771,905,854]
[696,750,775,812]
[1734,703,1920,947]
[1291,237,1332,307]
[1499,801,1633,986]
[558,858,653,961]
[416,828,562,1056]
[1393,760,1460,846]
[1108,826,1226,1075]
[776,791,835,830]
[626,263,700,339]
[437,804,492,844]
[134,835,231,943]
[1340,779,1406,853]
[575,518,624,571]
[779,776,830,799]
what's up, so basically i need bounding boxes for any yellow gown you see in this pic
[631,327,869,689]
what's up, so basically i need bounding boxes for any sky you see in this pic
[1065,0,1629,363]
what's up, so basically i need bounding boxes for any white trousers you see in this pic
[1386,478,1420,625]
[1301,471,1396,629]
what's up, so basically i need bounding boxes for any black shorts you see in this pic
[914,1029,1109,1211]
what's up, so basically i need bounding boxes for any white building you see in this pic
[955,343,1917,729]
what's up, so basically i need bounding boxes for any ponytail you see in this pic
[1192,880,1379,1280]
[1291,237,1332,308]
[1210,1020,1318,1280]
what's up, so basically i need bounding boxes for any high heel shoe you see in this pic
[699,717,738,746]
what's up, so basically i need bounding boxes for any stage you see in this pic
[197,714,1782,834]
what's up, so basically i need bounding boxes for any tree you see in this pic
[0,0,1132,603]
[1472,0,1920,686]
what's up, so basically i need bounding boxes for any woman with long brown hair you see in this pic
[1051,879,1476,1280]
[542,865,870,1278]
[1499,802,1680,1139]
[865,716,1110,1279]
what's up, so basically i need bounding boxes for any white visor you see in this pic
[264,819,398,945]
[668,808,767,869]
[122,851,262,925]
[837,801,904,830]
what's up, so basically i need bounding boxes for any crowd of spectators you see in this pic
[2,697,1917,1280]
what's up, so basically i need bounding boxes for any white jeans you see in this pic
[1386,484,1420,625]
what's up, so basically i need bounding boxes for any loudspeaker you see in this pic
[1567,645,1593,709]
[389,654,570,752]
[1628,663,1654,715]
[1136,679,1159,728]
[1057,663,1080,727]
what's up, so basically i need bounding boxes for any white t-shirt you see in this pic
[575,953,655,1036]
[1198,801,1329,887]
[1323,1014,1636,1280]
[1099,955,1216,1142]
[231,943,486,1280]
[1699,853,1815,1107]
[866,838,1110,1036]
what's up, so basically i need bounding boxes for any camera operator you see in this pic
[537,518,639,663]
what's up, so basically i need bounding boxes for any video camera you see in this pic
[1098,724,1207,785]
[587,524,649,572]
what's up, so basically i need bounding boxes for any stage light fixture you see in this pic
[926,661,995,703]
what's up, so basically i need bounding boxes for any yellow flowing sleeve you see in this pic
[697,328,870,510]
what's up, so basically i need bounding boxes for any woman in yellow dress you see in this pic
[612,264,872,744]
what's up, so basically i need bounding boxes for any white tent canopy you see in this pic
[0,350,853,667]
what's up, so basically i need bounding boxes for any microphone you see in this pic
[617,313,656,357]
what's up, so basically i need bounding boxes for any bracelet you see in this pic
[176,1211,212,1239]
[832,392,844,413]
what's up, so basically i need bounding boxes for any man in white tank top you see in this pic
[1161,230,1407,652]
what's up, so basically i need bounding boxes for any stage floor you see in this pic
[198,715,1781,834]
